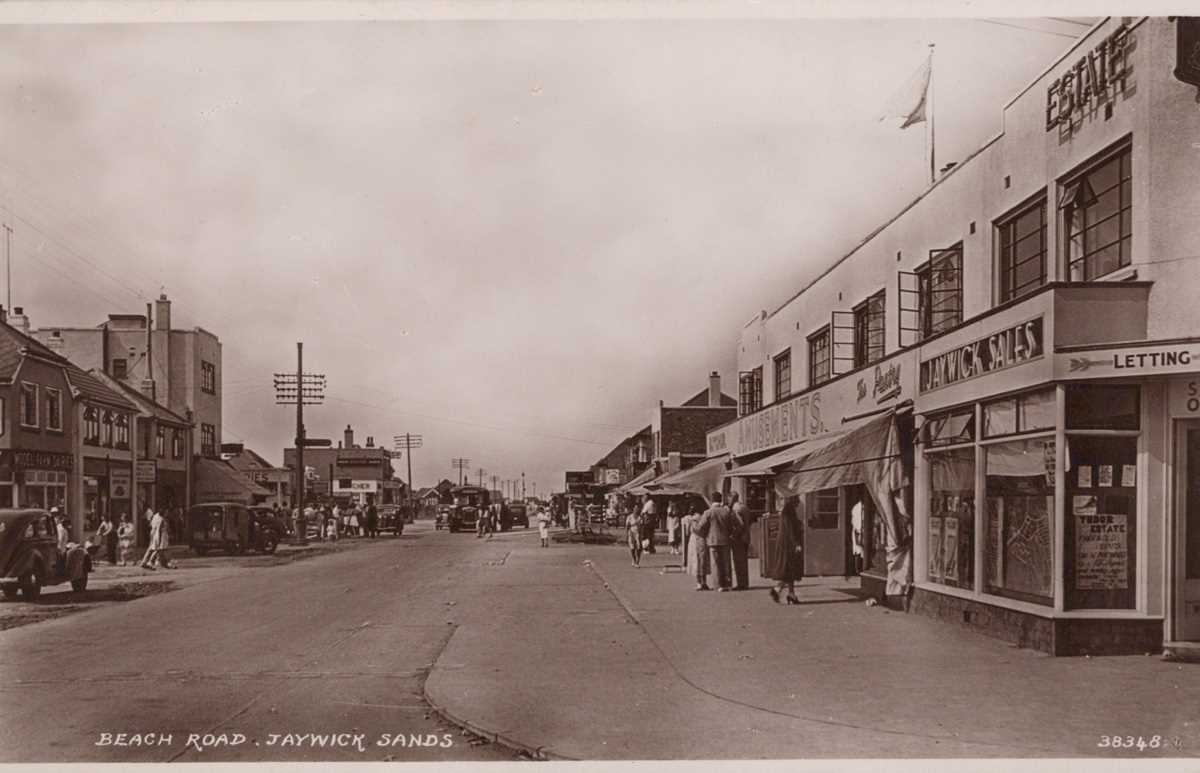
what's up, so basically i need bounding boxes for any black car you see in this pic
[378,505,404,535]
[506,503,529,530]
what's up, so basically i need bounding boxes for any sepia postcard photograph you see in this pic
[0,2,1198,771]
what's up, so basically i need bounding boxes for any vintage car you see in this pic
[247,506,288,552]
[377,505,404,535]
[188,502,281,555]
[505,502,529,530]
[0,509,92,600]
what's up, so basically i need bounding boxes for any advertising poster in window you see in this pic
[943,516,959,581]
[1078,466,1092,488]
[1042,439,1056,486]
[1098,465,1113,487]
[929,517,943,579]
[1075,511,1128,590]
[1121,464,1136,487]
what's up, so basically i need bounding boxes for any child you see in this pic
[537,507,551,548]
[325,513,339,541]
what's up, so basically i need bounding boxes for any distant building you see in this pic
[282,424,405,507]
[33,294,222,458]
[221,443,290,508]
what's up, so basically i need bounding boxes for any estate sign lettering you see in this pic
[1045,22,1129,133]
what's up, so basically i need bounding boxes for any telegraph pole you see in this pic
[478,468,486,487]
[522,471,526,500]
[394,433,423,517]
[3,223,11,312]
[275,344,326,537]
[451,458,470,486]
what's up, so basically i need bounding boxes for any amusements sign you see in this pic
[1074,502,1128,590]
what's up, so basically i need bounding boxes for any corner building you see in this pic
[712,17,1200,655]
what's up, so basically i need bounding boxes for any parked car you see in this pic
[188,502,280,555]
[0,509,92,599]
[447,486,488,532]
[378,505,404,535]
[507,502,529,530]
[247,506,287,553]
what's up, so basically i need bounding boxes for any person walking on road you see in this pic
[698,492,740,591]
[729,492,752,590]
[96,514,117,566]
[538,507,551,548]
[626,507,644,567]
[766,496,804,605]
[640,495,657,554]
[365,501,379,539]
[117,514,135,566]
[683,502,709,590]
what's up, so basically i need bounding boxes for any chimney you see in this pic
[365,436,375,448]
[708,371,721,407]
[344,425,354,449]
[10,306,29,335]
[155,293,171,331]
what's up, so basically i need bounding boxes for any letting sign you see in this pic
[919,317,1044,394]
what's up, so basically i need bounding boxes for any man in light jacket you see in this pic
[698,492,741,591]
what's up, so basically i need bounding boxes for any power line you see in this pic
[977,19,1081,39]
[1046,17,1094,27]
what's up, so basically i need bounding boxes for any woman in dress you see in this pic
[537,506,551,548]
[117,514,135,566]
[765,496,804,605]
[666,501,681,555]
[686,502,710,590]
[625,506,644,567]
[95,514,116,566]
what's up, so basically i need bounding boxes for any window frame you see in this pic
[201,360,217,395]
[1059,139,1132,282]
[172,429,184,460]
[83,406,101,445]
[201,423,217,457]
[44,386,63,432]
[916,244,964,341]
[808,325,832,387]
[773,348,792,403]
[156,425,167,458]
[111,358,128,380]
[114,413,130,450]
[995,195,1049,304]
[101,409,114,448]
[852,289,886,368]
[19,382,38,429]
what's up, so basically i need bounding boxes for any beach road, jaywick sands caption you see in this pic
[95,732,455,753]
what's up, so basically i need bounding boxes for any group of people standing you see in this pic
[298,501,380,540]
[624,491,806,605]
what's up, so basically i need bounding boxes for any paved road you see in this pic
[0,522,525,763]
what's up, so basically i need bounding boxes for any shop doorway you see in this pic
[1175,421,1200,641]
[805,488,845,576]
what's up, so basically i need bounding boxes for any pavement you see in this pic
[424,530,1200,760]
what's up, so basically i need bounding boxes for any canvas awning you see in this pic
[647,455,729,501]
[194,457,271,505]
[727,412,882,478]
[615,466,657,495]
[771,409,913,597]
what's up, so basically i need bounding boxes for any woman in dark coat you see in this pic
[765,495,804,604]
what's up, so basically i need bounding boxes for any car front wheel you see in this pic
[260,533,279,554]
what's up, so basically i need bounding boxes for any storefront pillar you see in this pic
[1054,383,1067,612]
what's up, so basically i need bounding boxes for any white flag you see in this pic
[878,55,931,129]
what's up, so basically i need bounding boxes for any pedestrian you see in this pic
[698,492,740,592]
[683,502,709,590]
[538,507,551,548]
[365,501,379,538]
[640,495,657,554]
[766,496,804,605]
[666,500,681,555]
[325,511,339,541]
[349,506,361,537]
[53,508,70,552]
[96,514,117,566]
[729,492,751,590]
[140,510,163,570]
[117,514,135,566]
[625,507,644,567]
[156,509,175,568]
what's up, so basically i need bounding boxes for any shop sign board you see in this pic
[709,348,915,458]
[1045,21,1129,133]
[565,470,590,495]
[135,460,157,483]
[1169,377,1200,417]
[110,468,133,500]
[919,317,1043,394]
[604,468,622,485]
[4,450,74,472]
[1057,341,1200,381]
[334,479,378,493]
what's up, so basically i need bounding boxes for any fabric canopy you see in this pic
[615,465,658,495]
[194,458,271,504]
[648,455,729,501]
[728,412,883,478]
[774,410,912,596]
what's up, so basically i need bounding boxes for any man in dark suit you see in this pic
[698,492,741,592]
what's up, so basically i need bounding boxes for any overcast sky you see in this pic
[0,5,1089,496]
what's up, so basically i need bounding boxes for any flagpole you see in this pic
[929,43,936,186]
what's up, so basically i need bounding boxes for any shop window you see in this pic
[917,245,963,341]
[928,447,975,590]
[1061,142,1132,281]
[852,290,886,368]
[1066,384,1139,430]
[739,368,763,416]
[985,437,1055,605]
[201,360,217,394]
[1064,435,1137,610]
[744,477,769,516]
[983,388,1056,438]
[201,423,216,457]
[101,410,114,447]
[112,358,128,380]
[156,425,166,458]
[808,327,831,386]
[115,413,129,450]
[924,407,975,448]
[44,387,63,432]
[83,406,101,444]
[172,430,184,459]
[996,197,1048,304]
[773,349,791,402]
[20,382,38,428]
[810,489,840,530]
